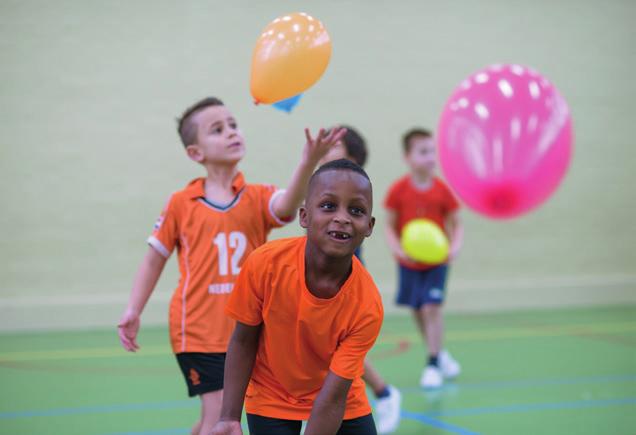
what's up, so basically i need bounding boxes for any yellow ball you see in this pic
[401,219,449,264]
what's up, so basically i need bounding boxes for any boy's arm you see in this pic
[446,210,463,260]
[214,322,262,432]
[384,209,408,261]
[118,246,167,351]
[271,127,347,220]
[304,371,353,435]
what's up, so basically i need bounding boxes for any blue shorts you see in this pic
[396,264,449,309]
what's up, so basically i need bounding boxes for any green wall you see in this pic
[1,0,634,330]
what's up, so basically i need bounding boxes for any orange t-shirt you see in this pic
[148,172,291,354]
[384,175,460,270]
[225,237,384,421]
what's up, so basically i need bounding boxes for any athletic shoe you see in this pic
[375,385,402,434]
[440,350,461,379]
[420,365,443,389]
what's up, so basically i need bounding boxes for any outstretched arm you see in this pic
[118,246,167,351]
[304,371,353,435]
[211,322,262,435]
[271,127,347,220]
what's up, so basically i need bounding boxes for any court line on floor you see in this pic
[413,396,636,418]
[2,321,635,362]
[2,374,634,420]
[0,400,195,419]
[401,410,479,435]
[399,373,636,394]
[97,397,636,435]
[100,429,189,435]
[100,423,250,435]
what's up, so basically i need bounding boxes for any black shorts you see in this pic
[246,413,377,435]
[175,352,226,397]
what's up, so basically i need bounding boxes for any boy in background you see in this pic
[384,128,463,389]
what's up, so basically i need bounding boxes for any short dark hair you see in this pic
[177,97,224,147]
[339,125,368,167]
[402,128,432,154]
[308,158,371,198]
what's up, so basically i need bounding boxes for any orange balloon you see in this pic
[250,12,332,104]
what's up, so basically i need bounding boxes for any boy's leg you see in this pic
[417,265,449,388]
[336,413,378,435]
[362,359,387,395]
[422,304,443,357]
[420,264,449,358]
[190,419,201,435]
[412,308,425,336]
[363,360,401,433]
[246,413,302,435]
[175,352,226,434]
[198,390,223,435]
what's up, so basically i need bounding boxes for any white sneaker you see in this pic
[440,350,461,379]
[420,365,443,389]
[375,385,401,434]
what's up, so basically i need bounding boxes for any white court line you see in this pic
[1,274,635,308]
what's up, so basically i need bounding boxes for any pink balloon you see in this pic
[438,64,573,219]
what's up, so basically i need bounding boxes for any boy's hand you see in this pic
[448,245,461,262]
[392,246,410,262]
[210,420,243,435]
[118,310,141,352]
[303,127,347,166]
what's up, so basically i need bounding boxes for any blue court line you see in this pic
[422,396,636,418]
[0,399,196,419]
[401,410,479,435]
[401,373,636,394]
[100,423,250,435]
[2,375,634,421]
[100,429,190,435]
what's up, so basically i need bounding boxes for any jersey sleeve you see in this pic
[329,304,383,380]
[441,182,460,214]
[225,251,266,326]
[147,194,179,258]
[383,180,401,211]
[256,184,295,230]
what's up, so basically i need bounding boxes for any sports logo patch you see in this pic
[153,215,164,231]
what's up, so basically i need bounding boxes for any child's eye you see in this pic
[350,207,365,216]
[211,126,223,134]
[229,122,238,129]
[320,202,335,210]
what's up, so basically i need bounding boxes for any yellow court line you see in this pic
[378,321,636,344]
[1,322,635,363]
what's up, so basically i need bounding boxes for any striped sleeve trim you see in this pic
[147,236,171,258]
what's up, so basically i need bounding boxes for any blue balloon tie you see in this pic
[272,94,303,113]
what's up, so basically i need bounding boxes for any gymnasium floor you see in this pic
[1,305,634,435]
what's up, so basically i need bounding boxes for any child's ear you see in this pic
[299,206,309,229]
[364,216,376,238]
[185,145,203,163]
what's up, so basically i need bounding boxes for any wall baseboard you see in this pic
[1,275,635,332]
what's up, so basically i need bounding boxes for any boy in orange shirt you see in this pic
[117,97,345,435]
[384,128,463,389]
[212,159,383,435]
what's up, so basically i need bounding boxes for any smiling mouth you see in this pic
[328,231,352,241]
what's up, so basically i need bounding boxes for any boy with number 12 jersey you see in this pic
[118,97,345,435]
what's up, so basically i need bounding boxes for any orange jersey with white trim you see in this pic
[148,173,290,353]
